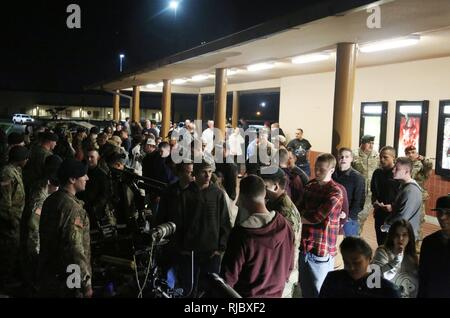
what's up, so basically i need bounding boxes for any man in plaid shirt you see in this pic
[298,153,344,297]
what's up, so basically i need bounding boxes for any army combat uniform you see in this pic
[352,148,379,234]
[0,163,26,286]
[411,158,433,243]
[38,189,91,297]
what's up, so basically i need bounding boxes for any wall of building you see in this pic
[279,56,450,217]
[279,56,450,156]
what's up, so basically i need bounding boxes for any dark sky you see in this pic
[1,0,319,93]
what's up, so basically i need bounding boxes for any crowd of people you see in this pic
[0,117,449,298]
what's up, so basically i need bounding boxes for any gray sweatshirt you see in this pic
[385,180,423,240]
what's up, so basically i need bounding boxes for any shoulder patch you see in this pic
[0,180,11,187]
[74,216,84,229]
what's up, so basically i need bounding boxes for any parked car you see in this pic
[12,114,34,124]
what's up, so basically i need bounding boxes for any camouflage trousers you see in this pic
[358,195,373,236]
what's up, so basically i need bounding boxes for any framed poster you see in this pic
[360,102,388,152]
[394,101,429,157]
[435,100,450,177]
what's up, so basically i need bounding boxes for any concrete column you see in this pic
[132,85,141,123]
[161,80,172,140]
[232,91,240,128]
[332,43,357,156]
[196,94,203,121]
[214,68,227,142]
[113,90,120,122]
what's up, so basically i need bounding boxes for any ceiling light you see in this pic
[172,79,187,85]
[191,74,209,82]
[291,52,331,64]
[247,63,274,72]
[359,35,420,53]
[157,82,164,87]
[146,84,157,89]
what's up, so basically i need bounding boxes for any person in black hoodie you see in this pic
[418,195,450,298]
[320,237,400,298]
[176,160,231,297]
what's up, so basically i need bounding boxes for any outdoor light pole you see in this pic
[119,54,125,73]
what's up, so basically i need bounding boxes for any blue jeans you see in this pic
[298,251,334,298]
[343,219,360,237]
[297,163,311,177]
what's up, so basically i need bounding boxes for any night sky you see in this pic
[1,0,320,93]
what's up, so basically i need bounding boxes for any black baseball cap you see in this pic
[432,195,450,212]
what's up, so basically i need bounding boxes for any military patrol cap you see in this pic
[58,158,88,182]
[361,135,375,144]
[39,131,59,142]
[8,145,30,162]
[7,132,25,145]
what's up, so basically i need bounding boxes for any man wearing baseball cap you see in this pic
[38,158,92,297]
[418,195,450,297]
[0,145,29,290]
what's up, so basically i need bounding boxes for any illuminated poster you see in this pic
[441,117,450,170]
[398,116,421,156]
[394,101,428,158]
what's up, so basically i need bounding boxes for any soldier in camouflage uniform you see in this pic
[37,159,92,298]
[352,135,379,235]
[22,131,58,194]
[0,146,29,290]
[20,155,62,295]
[404,146,433,244]
[261,168,301,298]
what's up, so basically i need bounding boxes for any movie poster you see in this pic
[397,116,420,156]
[441,118,450,170]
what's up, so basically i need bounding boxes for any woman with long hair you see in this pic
[372,219,419,297]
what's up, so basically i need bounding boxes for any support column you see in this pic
[232,91,239,128]
[332,43,357,157]
[132,85,141,123]
[214,68,227,141]
[113,90,120,122]
[161,80,172,140]
[196,94,203,121]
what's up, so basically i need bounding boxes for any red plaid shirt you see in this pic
[299,179,343,257]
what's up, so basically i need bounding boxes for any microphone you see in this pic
[150,222,176,241]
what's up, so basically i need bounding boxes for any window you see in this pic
[360,102,387,152]
[394,100,429,157]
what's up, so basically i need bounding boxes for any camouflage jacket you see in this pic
[266,192,302,245]
[352,148,379,197]
[38,189,91,297]
[26,180,50,256]
[0,164,25,240]
[411,158,433,197]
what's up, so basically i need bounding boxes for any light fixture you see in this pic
[169,1,179,10]
[172,78,187,85]
[146,84,157,89]
[359,35,420,53]
[157,82,164,87]
[291,52,332,64]
[247,62,274,72]
[260,102,266,108]
[256,111,261,116]
[191,74,209,82]
[227,69,241,76]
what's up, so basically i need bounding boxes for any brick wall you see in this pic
[308,151,450,216]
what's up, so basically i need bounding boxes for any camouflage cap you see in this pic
[361,135,375,144]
